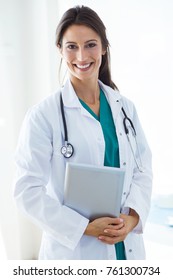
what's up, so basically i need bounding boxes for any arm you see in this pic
[13,107,89,250]
[121,104,153,233]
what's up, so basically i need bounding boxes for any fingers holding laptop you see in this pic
[98,211,139,245]
[84,217,124,238]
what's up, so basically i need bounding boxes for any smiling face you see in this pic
[60,24,105,84]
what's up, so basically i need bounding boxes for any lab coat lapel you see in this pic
[61,79,80,108]
[99,81,122,121]
[61,78,122,119]
[61,79,95,118]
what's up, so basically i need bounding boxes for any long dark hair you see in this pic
[55,5,118,90]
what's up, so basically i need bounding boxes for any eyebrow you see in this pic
[65,39,98,45]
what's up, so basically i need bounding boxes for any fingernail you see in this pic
[119,218,124,222]
[104,230,108,233]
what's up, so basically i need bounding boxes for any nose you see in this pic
[76,47,87,61]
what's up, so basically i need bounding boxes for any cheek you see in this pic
[90,49,103,62]
[62,50,74,63]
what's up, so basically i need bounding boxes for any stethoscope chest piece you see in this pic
[60,92,144,172]
[61,142,74,158]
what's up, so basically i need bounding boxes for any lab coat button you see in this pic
[119,132,122,136]
[129,249,132,253]
[123,162,126,166]
[123,192,126,195]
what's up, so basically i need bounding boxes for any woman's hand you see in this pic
[84,217,124,238]
[98,209,139,245]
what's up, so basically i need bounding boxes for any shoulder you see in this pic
[32,89,60,116]
[27,89,61,118]
[99,80,136,114]
[120,95,136,115]
[23,89,61,134]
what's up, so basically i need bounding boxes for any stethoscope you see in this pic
[60,94,74,158]
[60,93,144,172]
[120,105,143,173]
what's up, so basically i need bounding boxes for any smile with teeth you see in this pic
[75,63,92,69]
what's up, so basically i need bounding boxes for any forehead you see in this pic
[62,24,101,43]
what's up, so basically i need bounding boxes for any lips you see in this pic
[75,63,93,70]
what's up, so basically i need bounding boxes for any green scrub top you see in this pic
[79,88,126,260]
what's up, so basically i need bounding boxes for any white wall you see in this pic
[0,0,59,259]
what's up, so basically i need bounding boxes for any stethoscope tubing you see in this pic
[60,94,74,158]
[60,94,68,142]
[60,93,144,172]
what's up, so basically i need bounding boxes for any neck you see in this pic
[71,78,100,105]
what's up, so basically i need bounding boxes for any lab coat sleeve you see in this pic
[13,107,89,250]
[121,104,153,234]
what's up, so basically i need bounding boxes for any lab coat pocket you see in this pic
[52,146,62,157]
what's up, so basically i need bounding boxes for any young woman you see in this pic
[14,6,152,260]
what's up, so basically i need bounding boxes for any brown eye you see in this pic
[67,44,77,50]
[86,43,97,48]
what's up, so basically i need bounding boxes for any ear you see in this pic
[57,44,63,56]
[102,49,106,56]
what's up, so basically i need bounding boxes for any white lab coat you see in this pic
[14,79,152,260]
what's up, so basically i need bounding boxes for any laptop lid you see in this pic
[63,162,125,221]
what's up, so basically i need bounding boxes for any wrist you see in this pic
[84,222,93,236]
[129,208,139,229]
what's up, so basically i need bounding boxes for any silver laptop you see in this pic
[64,162,125,221]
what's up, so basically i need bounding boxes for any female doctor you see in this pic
[14,6,152,260]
